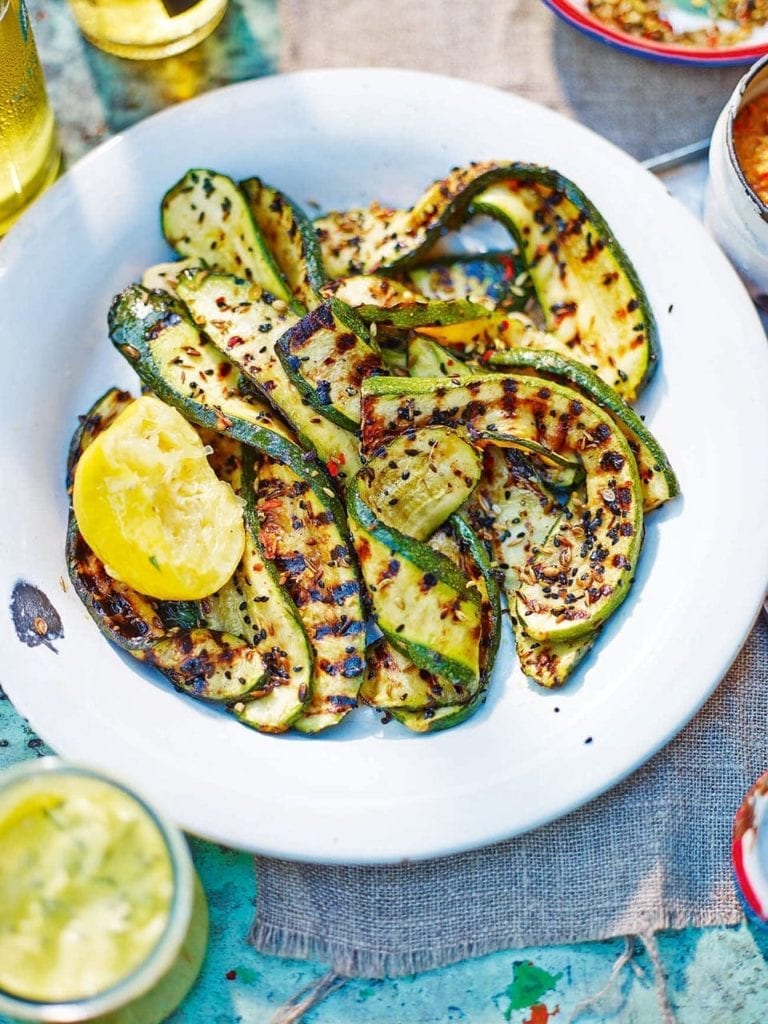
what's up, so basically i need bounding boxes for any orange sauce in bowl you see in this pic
[733,93,768,205]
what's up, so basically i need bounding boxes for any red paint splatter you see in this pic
[523,1005,559,1024]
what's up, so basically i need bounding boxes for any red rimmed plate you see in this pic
[543,0,768,65]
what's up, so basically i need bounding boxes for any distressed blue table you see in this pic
[2,2,767,1021]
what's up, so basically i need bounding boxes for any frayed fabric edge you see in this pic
[248,906,743,980]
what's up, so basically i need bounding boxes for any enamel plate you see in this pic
[543,0,768,65]
[1,69,767,863]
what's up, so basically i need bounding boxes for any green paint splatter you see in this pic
[501,961,562,1020]
[233,965,260,985]
[148,554,161,571]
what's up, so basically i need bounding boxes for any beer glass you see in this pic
[0,0,61,236]
[68,0,230,60]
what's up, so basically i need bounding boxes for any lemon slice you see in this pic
[73,395,245,600]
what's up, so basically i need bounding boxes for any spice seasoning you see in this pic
[733,92,768,205]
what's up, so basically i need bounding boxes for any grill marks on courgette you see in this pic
[175,269,361,477]
[256,457,365,733]
[348,475,482,688]
[487,347,678,511]
[359,428,481,541]
[66,390,272,708]
[361,374,643,642]
[161,169,300,312]
[315,161,656,401]
[467,447,596,687]
[320,274,492,329]
[240,177,323,312]
[389,516,501,732]
[200,438,314,731]
[472,177,657,401]
[276,304,385,431]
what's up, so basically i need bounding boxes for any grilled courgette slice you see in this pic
[201,437,314,732]
[359,427,481,541]
[175,268,361,478]
[361,374,644,642]
[275,303,384,431]
[315,161,656,400]
[360,639,472,711]
[396,252,532,312]
[320,274,491,328]
[240,176,323,312]
[348,474,482,688]
[406,336,477,379]
[487,347,678,511]
[161,169,302,314]
[256,455,366,733]
[390,514,501,732]
[66,390,271,706]
[467,446,596,688]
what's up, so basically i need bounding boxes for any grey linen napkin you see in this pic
[251,619,765,976]
[252,0,765,981]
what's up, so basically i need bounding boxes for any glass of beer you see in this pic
[0,0,61,236]
[68,0,229,60]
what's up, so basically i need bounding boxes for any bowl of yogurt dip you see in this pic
[706,53,768,305]
[0,758,207,1022]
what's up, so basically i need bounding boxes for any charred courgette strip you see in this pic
[359,427,482,541]
[361,374,644,642]
[390,515,501,732]
[315,161,503,276]
[406,335,476,379]
[348,474,482,688]
[240,176,323,312]
[275,304,385,431]
[471,178,657,401]
[66,390,271,706]
[109,286,348,529]
[256,455,366,733]
[396,252,532,312]
[316,161,656,400]
[360,638,472,711]
[467,446,596,688]
[320,274,492,328]
[487,348,678,511]
[161,169,302,314]
[175,268,361,478]
[200,437,314,732]
[515,630,597,690]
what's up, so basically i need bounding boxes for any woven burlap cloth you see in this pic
[250,0,766,980]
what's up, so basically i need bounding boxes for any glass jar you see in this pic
[0,0,61,235]
[732,769,768,930]
[0,758,208,1023]
[67,0,229,60]
[705,54,768,308]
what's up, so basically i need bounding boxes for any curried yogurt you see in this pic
[0,771,174,1003]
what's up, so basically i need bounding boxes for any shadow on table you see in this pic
[551,22,745,161]
[78,0,277,136]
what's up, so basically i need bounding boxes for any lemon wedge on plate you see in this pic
[73,395,245,600]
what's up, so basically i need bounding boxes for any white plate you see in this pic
[2,69,767,864]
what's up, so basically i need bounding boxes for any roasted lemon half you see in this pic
[73,395,245,600]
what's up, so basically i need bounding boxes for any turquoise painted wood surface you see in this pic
[2,2,767,1021]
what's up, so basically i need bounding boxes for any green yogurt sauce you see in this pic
[0,773,174,1003]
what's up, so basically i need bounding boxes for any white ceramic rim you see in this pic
[1,69,768,864]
